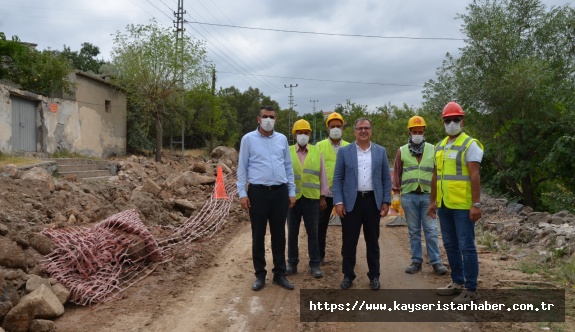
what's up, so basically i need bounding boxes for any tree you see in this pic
[422,0,575,210]
[107,20,212,161]
[0,33,74,96]
[60,42,106,74]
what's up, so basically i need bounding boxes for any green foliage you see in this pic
[422,0,575,210]
[59,42,106,74]
[216,86,280,147]
[0,33,75,96]
[107,19,212,161]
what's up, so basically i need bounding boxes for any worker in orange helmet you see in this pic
[392,115,448,276]
[427,102,484,303]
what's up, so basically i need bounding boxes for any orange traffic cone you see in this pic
[214,165,228,199]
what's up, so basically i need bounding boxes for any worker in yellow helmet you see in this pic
[392,115,447,276]
[315,112,349,264]
[286,119,329,279]
[428,102,484,304]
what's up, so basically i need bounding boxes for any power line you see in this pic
[218,71,423,87]
[187,21,465,41]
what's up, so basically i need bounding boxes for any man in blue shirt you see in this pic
[237,105,297,291]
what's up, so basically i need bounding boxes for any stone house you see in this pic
[0,71,127,158]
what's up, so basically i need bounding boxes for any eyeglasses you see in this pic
[261,115,275,119]
[354,126,371,131]
[444,118,462,124]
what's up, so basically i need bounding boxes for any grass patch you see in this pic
[0,153,39,167]
[49,150,91,159]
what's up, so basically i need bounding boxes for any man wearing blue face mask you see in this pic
[392,116,447,276]
[316,112,349,264]
[427,101,484,304]
[237,105,297,291]
[286,119,329,279]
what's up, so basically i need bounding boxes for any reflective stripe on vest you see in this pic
[316,139,349,187]
[399,143,434,193]
[435,133,483,209]
[290,145,321,199]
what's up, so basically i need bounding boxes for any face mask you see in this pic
[297,134,309,146]
[260,118,275,132]
[444,122,461,136]
[329,128,342,139]
[411,134,424,145]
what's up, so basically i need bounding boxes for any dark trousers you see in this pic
[248,184,289,279]
[318,196,334,261]
[341,193,381,280]
[287,197,321,268]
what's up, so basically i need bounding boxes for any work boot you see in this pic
[405,262,422,274]
[452,289,480,303]
[272,275,294,290]
[432,263,448,275]
[340,276,353,289]
[437,282,464,296]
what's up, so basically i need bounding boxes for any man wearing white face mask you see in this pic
[392,116,447,276]
[427,101,484,304]
[237,105,297,291]
[286,119,329,279]
[316,112,349,264]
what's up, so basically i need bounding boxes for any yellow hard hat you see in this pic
[292,119,312,134]
[407,116,427,129]
[325,112,345,127]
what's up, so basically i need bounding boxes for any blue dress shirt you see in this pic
[236,128,296,198]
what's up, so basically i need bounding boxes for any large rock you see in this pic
[141,179,163,197]
[29,319,54,332]
[1,164,19,178]
[210,146,238,164]
[20,167,55,192]
[2,299,35,332]
[166,171,215,188]
[25,275,52,294]
[49,283,70,305]
[27,233,54,256]
[0,237,28,269]
[20,284,64,319]
[506,202,524,215]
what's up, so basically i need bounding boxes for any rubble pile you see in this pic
[481,195,575,256]
[0,146,242,332]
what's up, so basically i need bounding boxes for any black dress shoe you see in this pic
[340,276,353,289]
[286,265,297,276]
[252,278,265,291]
[370,277,380,290]
[273,276,294,290]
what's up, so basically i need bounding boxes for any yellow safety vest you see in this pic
[435,133,483,209]
[289,145,321,199]
[400,143,434,193]
[316,139,349,187]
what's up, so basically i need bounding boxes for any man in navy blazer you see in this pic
[332,117,392,290]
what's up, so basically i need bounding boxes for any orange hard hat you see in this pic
[325,112,345,127]
[407,116,427,129]
[442,102,465,118]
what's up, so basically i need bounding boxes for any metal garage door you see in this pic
[11,96,37,152]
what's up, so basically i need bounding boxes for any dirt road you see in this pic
[54,215,486,332]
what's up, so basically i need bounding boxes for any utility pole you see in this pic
[310,99,318,144]
[284,84,298,145]
[170,0,186,157]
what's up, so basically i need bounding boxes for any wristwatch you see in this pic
[472,203,482,208]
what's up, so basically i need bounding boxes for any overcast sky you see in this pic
[0,0,571,114]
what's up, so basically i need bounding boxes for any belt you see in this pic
[410,191,429,195]
[250,183,286,190]
[358,191,374,197]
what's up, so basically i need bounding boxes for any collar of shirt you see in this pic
[256,127,275,137]
[296,144,308,153]
[355,142,372,152]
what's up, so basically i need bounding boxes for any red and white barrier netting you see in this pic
[41,174,237,306]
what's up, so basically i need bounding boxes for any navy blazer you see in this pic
[332,142,392,212]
